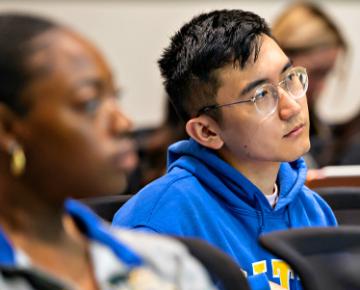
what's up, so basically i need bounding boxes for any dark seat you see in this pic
[80,195,132,222]
[314,187,360,225]
[259,226,360,290]
[174,237,250,290]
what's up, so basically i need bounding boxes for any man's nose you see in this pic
[277,87,302,120]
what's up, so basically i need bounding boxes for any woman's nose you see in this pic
[107,98,133,135]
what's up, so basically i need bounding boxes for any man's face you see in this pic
[215,35,310,165]
[16,28,133,200]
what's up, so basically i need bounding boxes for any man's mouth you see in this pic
[283,123,305,138]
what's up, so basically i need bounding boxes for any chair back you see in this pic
[80,195,132,222]
[174,237,250,290]
[314,187,360,225]
[260,227,360,290]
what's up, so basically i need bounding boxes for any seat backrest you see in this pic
[80,195,132,222]
[314,187,360,225]
[174,237,250,290]
[259,227,360,290]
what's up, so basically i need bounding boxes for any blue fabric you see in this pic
[0,200,143,268]
[113,139,337,290]
[65,199,143,267]
[0,228,15,266]
[247,273,271,290]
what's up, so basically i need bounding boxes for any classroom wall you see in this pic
[1,0,359,128]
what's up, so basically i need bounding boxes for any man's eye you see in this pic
[286,72,295,81]
[285,69,303,85]
[255,89,269,101]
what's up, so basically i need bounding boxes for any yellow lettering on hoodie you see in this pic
[272,259,294,290]
[252,260,267,275]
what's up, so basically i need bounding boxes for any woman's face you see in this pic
[14,28,132,200]
[290,46,341,107]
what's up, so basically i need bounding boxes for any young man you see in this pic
[113,9,337,290]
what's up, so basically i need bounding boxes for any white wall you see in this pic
[0,1,359,127]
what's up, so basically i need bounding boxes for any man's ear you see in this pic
[185,115,224,150]
[0,104,20,153]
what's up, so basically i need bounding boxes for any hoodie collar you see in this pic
[168,139,307,212]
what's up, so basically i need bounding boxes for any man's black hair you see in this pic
[0,13,57,115]
[158,9,272,121]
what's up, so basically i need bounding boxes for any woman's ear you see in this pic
[0,105,27,176]
[185,115,224,150]
[0,104,19,153]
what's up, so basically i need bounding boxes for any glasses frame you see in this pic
[197,66,308,117]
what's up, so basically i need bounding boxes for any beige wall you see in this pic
[1,1,359,127]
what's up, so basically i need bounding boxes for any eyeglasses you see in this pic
[197,66,308,117]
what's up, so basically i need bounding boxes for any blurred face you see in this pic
[290,46,341,106]
[15,28,132,200]
[216,35,310,165]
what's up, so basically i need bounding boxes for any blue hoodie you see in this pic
[113,139,337,290]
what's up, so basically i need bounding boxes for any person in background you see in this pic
[131,98,188,189]
[0,12,216,290]
[113,9,337,290]
[272,2,351,167]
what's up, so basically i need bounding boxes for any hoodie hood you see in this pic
[168,138,307,214]
[114,138,335,289]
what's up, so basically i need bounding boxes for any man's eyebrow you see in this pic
[239,59,293,97]
[282,59,293,73]
[239,79,268,96]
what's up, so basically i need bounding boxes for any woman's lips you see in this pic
[111,138,139,173]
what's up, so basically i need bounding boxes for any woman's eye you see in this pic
[82,98,101,114]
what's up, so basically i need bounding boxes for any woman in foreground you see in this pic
[0,12,214,290]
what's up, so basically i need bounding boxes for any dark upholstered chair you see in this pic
[80,195,132,222]
[175,237,250,290]
[314,187,360,225]
[260,226,360,290]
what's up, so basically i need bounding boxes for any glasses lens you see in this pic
[254,85,278,115]
[285,67,308,99]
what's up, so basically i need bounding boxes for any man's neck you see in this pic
[219,150,280,196]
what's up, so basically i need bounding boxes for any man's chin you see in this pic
[284,147,311,163]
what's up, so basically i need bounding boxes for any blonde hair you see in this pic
[272,2,347,54]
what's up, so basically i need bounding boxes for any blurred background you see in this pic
[1,0,358,129]
[2,0,360,192]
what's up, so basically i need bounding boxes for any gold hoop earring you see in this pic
[9,143,26,177]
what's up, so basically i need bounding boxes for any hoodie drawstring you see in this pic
[257,211,265,235]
